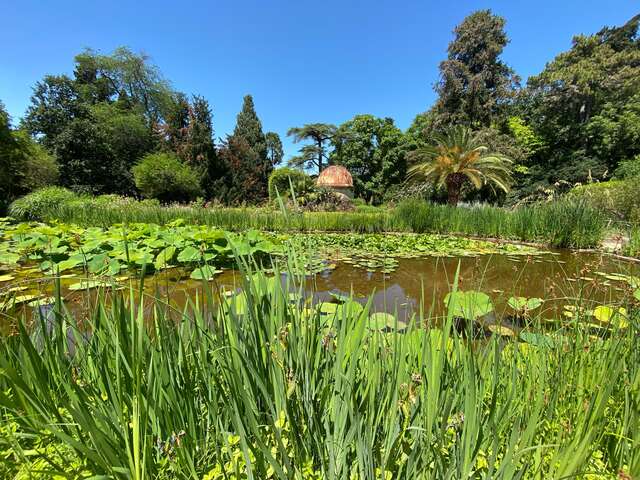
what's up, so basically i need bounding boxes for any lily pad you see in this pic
[190,265,222,281]
[592,305,628,328]
[486,324,516,337]
[0,274,14,282]
[507,296,543,312]
[27,296,56,307]
[368,312,405,331]
[444,291,493,320]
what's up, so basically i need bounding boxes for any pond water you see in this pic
[2,248,638,335]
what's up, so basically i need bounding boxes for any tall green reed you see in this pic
[0,259,638,479]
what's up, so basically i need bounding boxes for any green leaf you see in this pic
[154,246,176,270]
[444,291,493,320]
[177,246,201,263]
[190,265,222,281]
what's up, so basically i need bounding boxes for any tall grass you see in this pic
[9,190,607,247]
[395,198,607,248]
[1,263,638,478]
[625,226,640,258]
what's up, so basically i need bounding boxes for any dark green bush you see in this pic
[267,167,314,201]
[132,153,202,203]
[8,187,78,220]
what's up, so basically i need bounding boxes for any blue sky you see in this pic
[2,1,637,159]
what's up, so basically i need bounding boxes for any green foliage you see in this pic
[395,197,606,248]
[520,14,640,195]
[8,187,77,220]
[615,154,640,179]
[0,262,638,478]
[267,167,313,201]
[287,123,337,173]
[569,179,640,220]
[433,9,518,129]
[132,153,202,202]
[407,126,513,205]
[506,116,545,157]
[0,103,59,211]
[222,95,271,201]
[265,131,284,166]
[330,114,408,203]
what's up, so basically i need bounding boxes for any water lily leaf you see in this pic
[27,296,56,307]
[444,291,493,320]
[507,297,543,312]
[0,274,14,282]
[154,246,176,270]
[190,265,222,281]
[177,246,201,263]
[486,324,516,337]
[0,251,20,265]
[368,312,405,330]
[592,305,628,328]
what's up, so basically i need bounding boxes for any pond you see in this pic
[2,245,638,336]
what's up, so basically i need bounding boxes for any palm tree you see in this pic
[407,126,513,206]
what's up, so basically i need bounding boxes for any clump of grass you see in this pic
[0,262,638,478]
[625,226,640,258]
[395,198,606,248]
[9,190,607,247]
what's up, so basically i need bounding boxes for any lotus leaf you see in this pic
[444,291,493,320]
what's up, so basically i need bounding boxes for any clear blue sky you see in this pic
[2,0,637,159]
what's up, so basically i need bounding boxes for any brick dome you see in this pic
[316,165,353,188]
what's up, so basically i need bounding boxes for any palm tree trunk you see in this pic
[446,173,464,206]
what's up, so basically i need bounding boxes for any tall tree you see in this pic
[265,132,284,166]
[226,95,270,200]
[433,10,519,129]
[1,101,58,210]
[516,14,640,197]
[331,115,407,203]
[287,123,337,173]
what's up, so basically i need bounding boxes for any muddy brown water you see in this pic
[2,249,638,335]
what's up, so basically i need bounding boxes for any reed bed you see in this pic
[0,264,638,479]
[395,198,606,248]
[9,190,607,248]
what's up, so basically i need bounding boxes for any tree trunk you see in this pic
[446,173,464,206]
[317,139,323,173]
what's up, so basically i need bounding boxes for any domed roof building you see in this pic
[316,165,353,198]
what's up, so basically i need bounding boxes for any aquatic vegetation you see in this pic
[0,265,638,478]
[444,290,494,320]
[507,296,544,318]
[286,232,543,274]
[395,198,606,248]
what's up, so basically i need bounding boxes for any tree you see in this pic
[433,10,518,129]
[1,102,58,211]
[132,152,202,202]
[226,95,270,200]
[331,115,407,203]
[22,75,87,148]
[407,126,513,206]
[287,123,337,173]
[265,132,284,166]
[517,14,640,196]
[73,47,174,122]
[216,135,264,204]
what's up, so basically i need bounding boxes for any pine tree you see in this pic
[228,95,270,200]
[433,10,519,129]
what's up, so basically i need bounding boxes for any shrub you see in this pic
[8,186,77,220]
[267,167,314,202]
[132,153,202,203]
[569,179,639,220]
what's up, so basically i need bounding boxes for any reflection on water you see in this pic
[1,250,638,333]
